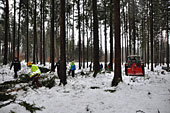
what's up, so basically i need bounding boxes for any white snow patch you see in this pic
[0,62,170,113]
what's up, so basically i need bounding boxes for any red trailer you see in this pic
[125,55,145,76]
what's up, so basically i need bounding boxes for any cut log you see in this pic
[39,67,50,73]
[162,66,170,72]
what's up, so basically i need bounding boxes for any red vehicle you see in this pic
[125,55,145,76]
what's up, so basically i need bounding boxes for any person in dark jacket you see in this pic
[10,58,21,78]
[55,60,61,76]
[55,59,62,85]
[89,63,92,72]
[100,63,103,70]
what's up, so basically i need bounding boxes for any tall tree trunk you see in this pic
[93,0,100,77]
[86,28,89,68]
[122,0,125,63]
[40,0,43,64]
[3,0,9,65]
[163,41,165,65]
[121,26,123,64]
[126,5,128,58]
[13,0,16,60]
[112,0,122,86]
[110,0,113,71]
[166,1,169,68]
[0,41,1,55]
[82,0,85,68]
[122,0,126,62]
[150,0,154,71]
[132,0,136,55]
[26,0,29,63]
[33,0,37,64]
[66,0,69,62]
[60,0,67,85]
[136,26,139,55]
[72,1,75,60]
[160,30,163,66]
[43,0,46,66]
[56,21,60,61]
[68,12,71,61]
[144,1,147,66]
[90,14,93,67]
[143,13,147,65]
[147,23,150,69]
[9,19,12,61]
[104,1,107,69]
[128,0,131,55]
[86,2,89,68]
[141,18,144,61]
[100,22,102,62]
[50,0,55,71]
[78,0,81,69]
[147,0,150,69]
[17,0,21,59]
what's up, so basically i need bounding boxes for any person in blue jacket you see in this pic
[100,63,103,70]
[69,61,76,77]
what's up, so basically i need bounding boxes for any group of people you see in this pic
[10,58,107,87]
[89,63,104,71]
[9,59,110,87]
[10,57,41,87]
[10,58,76,87]
[55,60,76,85]
[55,60,76,77]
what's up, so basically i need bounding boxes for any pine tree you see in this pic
[50,0,55,72]
[17,0,21,59]
[82,0,85,68]
[132,0,136,55]
[150,0,154,71]
[72,0,75,60]
[166,1,169,68]
[43,0,46,66]
[78,0,81,69]
[33,0,37,64]
[93,0,100,77]
[13,0,16,60]
[40,0,43,64]
[60,0,67,85]
[109,0,113,71]
[147,0,150,69]
[128,0,132,55]
[3,0,9,65]
[112,0,122,86]
[104,0,107,70]
[26,0,29,63]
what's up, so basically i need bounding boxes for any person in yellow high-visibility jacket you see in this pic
[27,62,41,87]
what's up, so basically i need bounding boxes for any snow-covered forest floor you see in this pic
[0,62,170,113]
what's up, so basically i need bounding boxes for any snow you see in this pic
[0,62,170,113]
